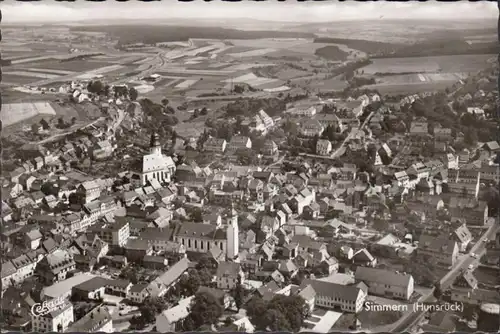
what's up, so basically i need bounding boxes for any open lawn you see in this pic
[361,54,494,74]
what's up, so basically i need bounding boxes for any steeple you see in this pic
[150,132,161,155]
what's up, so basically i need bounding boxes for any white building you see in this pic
[354,267,414,301]
[316,139,332,156]
[300,279,366,313]
[31,300,74,333]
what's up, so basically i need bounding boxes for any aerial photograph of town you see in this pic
[0,0,499,333]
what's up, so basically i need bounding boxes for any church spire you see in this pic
[150,132,161,155]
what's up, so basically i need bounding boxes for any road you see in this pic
[388,218,499,333]
[263,155,285,171]
[331,111,374,158]
[30,117,105,145]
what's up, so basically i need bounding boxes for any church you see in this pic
[173,207,239,261]
[131,132,176,186]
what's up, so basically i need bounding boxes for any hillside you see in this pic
[71,25,316,45]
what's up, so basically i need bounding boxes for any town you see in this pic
[1,2,500,334]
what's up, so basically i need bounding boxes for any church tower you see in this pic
[150,132,162,156]
[226,204,239,260]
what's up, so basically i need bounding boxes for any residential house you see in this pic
[352,249,377,267]
[66,305,113,333]
[156,296,194,332]
[204,138,227,154]
[36,249,76,284]
[452,224,472,252]
[417,235,459,268]
[316,139,332,156]
[128,283,150,304]
[216,262,244,290]
[300,119,324,137]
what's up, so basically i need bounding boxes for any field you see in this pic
[1,102,57,127]
[363,81,456,95]
[24,60,115,72]
[1,74,45,85]
[361,54,495,74]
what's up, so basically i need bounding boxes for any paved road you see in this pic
[388,218,499,333]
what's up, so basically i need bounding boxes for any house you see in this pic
[300,279,366,313]
[354,267,414,301]
[128,283,150,304]
[216,262,244,290]
[417,235,459,268]
[409,119,429,140]
[227,136,252,152]
[300,119,324,137]
[452,224,472,252]
[66,305,113,333]
[204,137,227,153]
[156,296,194,332]
[25,229,43,250]
[147,257,191,298]
[448,198,488,226]
[316,139,332,156]
[35,249,76,284]
[352,249,377,267]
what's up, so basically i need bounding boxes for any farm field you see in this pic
[1,74,44,85]
[1,102,57,127]
[374,72,467,85]
[364,81,456,95]
[4,71,62,80]
[25,60,114,72]
[361,54,495,74]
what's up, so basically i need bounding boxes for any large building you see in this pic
[173,207,239,260]
[31,299,74,333]
[131,132,176,186]
[354,267,414,301]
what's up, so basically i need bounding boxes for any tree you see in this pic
[247,294,308,332]
[186,291,223,329]
[232,283,245,310]
[161,98,169,106]
[191,208,202,222]
[464,127,478,146]
[171,131,177,146]
[87,80,104,94]
[129,87,139,101]
[200,107,208,115]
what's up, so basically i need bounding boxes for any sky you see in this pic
[1,0,497,24]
